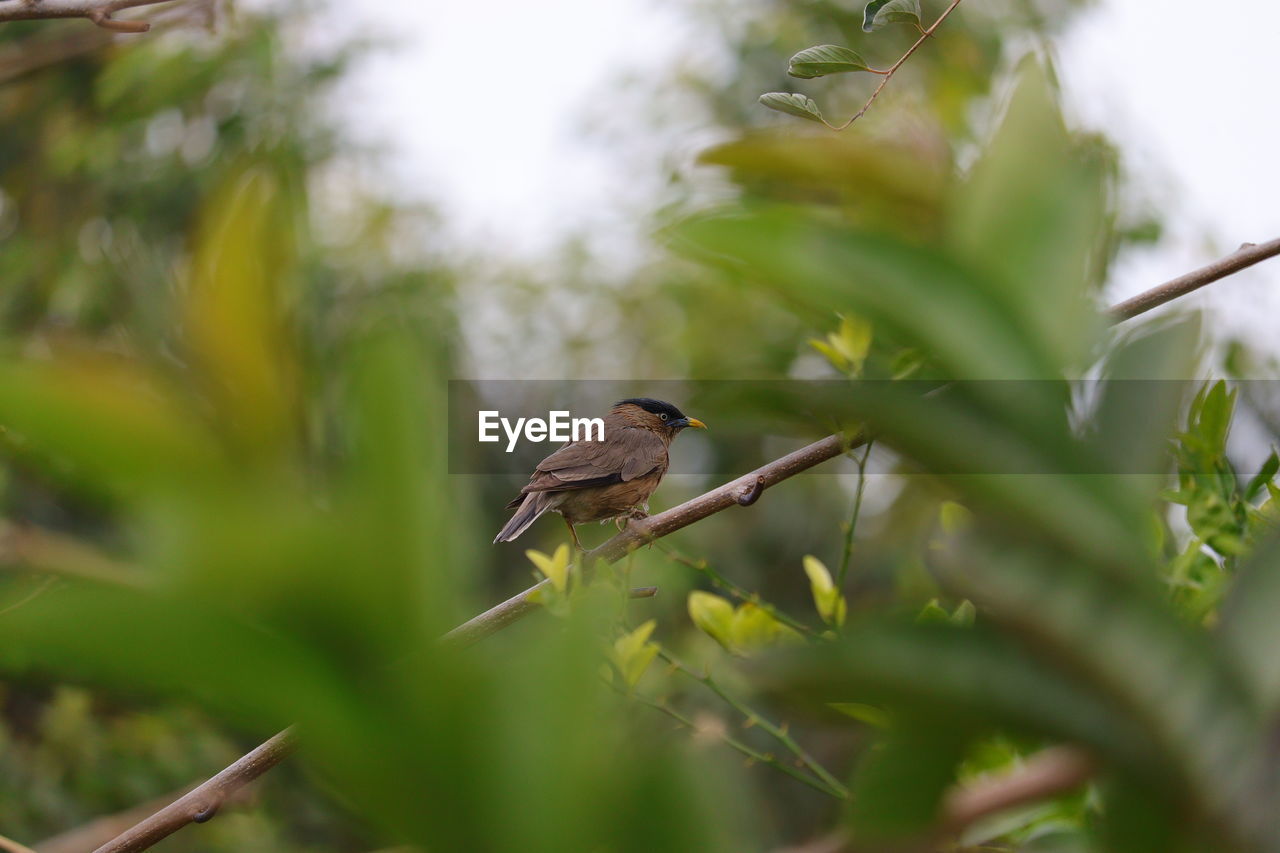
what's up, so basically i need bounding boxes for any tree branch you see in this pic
[443,432,855,647]
[71,240,1280,853]
[0,0,179,33]
[1109,237,1280,322]
[36,781,256,853]
[86,730,295,853]
[939,745,1096,835]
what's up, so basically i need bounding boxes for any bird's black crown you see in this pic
[614,398,686,420]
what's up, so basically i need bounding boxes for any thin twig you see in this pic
[829,0,965,130]
[1109,237,1280,321]
[630,691,844,798]
[656,647,850,799]
[836,440,873,589]
[654,540,819,638]
[0,0,178,32]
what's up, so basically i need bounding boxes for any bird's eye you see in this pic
[659,413,668,420]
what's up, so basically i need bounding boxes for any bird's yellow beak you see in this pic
[686,417,707,430]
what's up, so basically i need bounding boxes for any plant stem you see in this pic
[629,691,845,798]
[656,647,850,799]
[655,541,818,638]
[836,440,873,589]
[830,0,965,130]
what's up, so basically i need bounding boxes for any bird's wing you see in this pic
[520,427,667,494]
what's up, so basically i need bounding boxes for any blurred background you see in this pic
[2,0,1279,851]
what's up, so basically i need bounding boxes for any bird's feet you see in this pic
[615,506,650,532]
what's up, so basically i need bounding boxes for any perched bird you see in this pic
[494,398,706,549]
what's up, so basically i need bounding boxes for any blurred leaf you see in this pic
[849,724,968,840]
[0,354,222,498]
[612,620,659,689]
[1220,534,1280,710]
[947,60,1107,372]
[184,169,298,456]
[1090,318,1199,483]
[728,602,798,652]
[803,555,846,627]
[758,93,825,123]
[931,536,1274,840]
[676,207,1067,381]
[862,0,922,32]
[689,591,735,650]
[528,544,572,593]
[788,45,872,78]
[829,702,892,728]
[1244,449,1279,502]
[761,621,1162,772]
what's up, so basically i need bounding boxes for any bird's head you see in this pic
[613,398,707,437]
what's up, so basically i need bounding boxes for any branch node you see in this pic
[89,8,150,32]
[190,803,218,824]
[736,476,766,507]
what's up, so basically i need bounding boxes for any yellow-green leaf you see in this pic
[688,591,735,648]
[527,544,571,593]
[612,620,659,688]
[803,555,847,627]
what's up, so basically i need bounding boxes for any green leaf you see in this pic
[948,60,1107,373]
[932,537,1271,834]
[803,555,847,627]
[758,92,825,124]
[1220,534,1280,709]
[829,702,892,728]
[787,45,872,78]
[760,621,1163,772]
[1244,449,1279,502]
[527,544,572,593]
[728,602,797,652]
[611,620,659,689]
[688,591,735,649]
[850,724,969,840]
[862,0,922,32]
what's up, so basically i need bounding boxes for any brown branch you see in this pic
[1109,237,1280,322]
[939,745,1096,835]
[0,0,213,83]
[85,730,295,853]
[0,834,37,853]
[0,0,180,32]
[36,781,256,853]
[442,432,855,647]
[70,241,1280,853]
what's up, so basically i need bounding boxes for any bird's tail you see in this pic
[493,493,549,543]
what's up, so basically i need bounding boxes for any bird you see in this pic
[493,398,707,550]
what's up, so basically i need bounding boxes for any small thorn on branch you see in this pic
[736,476,766,507]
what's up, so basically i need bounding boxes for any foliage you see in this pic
[2,1,1278,852]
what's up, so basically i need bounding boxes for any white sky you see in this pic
[322,0,1280,352]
